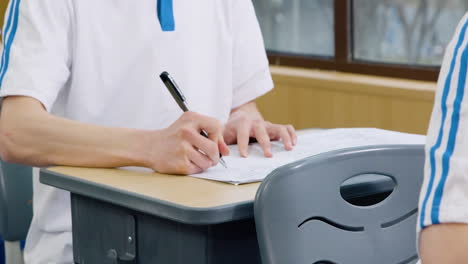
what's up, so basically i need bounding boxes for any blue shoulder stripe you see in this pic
[0,0,18,84]
[431,31,468,224]
[0,0,21,89]
[157,0,175,32]
[419,18,468,228]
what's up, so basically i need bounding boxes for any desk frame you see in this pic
[41,168,395,264]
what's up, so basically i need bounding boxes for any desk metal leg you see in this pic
[71,194,261,264]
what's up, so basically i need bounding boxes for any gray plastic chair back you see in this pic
[0,161,33,241]
[254,145,424,264]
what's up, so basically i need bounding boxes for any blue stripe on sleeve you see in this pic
[431,37,468,224]
[0,0,18,84]
[157,0,175,32]
[0,0,21,89]
[419,19,468,229]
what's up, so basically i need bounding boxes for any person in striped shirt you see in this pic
[418,12,468,263]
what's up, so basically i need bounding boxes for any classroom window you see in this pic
[253,0,334,57]
[353,0,467,66]
[253,0,468,81]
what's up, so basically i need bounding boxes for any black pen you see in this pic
[160,71,228,168]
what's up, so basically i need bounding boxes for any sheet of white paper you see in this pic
[190,128,426,185]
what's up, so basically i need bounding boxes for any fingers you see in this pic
[168,156,203,175]
[187,111,230,155]
[266,123,295,151]
[223,126,237,145]
[278,126,293,151]
[253,121,272,158]
[216,131,230,156]
[179,111,229,161]
[187,147,214,172]
[177,112,298,163]
[182,111,223,140]
[181,161,203,175]
[237,119,252,157]
[158,112,230,175]
[181,127,220,165]
[287,124,297,146]
[218,140,230,156]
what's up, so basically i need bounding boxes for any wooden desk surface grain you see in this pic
[46,166,260,209]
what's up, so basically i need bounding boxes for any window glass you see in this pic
[353,0,468,66]
[253,0,335,57]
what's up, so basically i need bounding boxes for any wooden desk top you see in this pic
[40,142,396,225]
[44,166,260,209]
[40,130,317,224]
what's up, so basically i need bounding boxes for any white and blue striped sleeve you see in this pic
[0,0,73,112]
[418,12,468,231]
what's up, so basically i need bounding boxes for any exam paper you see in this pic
[190,128,426,185]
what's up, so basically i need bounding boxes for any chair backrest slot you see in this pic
[298,216,364,232]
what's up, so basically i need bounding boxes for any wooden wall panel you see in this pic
[257,66,436,135]
[0,1,7,33]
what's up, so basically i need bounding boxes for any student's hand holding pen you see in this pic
[146,111,230,175]
[223,101,297,158]
[160,72,229,168]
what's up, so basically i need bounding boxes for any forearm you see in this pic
[230,101,263,118]
[0,97,151,168]
[420,224,468,263]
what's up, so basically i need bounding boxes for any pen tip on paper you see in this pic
[219,158,228,168]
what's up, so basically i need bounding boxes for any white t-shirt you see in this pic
[0,0,273,263]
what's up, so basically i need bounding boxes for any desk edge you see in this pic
[39,168,255,225]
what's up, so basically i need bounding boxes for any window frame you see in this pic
[266,0,440,82]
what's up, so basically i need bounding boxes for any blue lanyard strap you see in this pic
[157,0,175,31]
